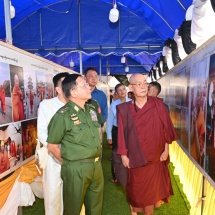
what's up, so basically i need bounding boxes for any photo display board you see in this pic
[0,42,71,178]
[159,36,215,182]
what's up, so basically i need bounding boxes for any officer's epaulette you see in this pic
[87,99,99,107]
[58,105,69,114]
[87,103,95,109]
[90,98,99,105]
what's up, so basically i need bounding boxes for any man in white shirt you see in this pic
[37,72,69,215]
[106,84,131,182]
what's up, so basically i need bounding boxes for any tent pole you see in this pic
[118,6,120,46]
[3,0,13,44]
[79,51,83,74]
[24,45,163,52]
[106,57,109,84]
[99,55,102,78]
[78,0,81,47]
[78,0,83,74]
[39,12,43,47]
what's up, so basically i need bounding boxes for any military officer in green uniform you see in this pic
[47,74,104,215]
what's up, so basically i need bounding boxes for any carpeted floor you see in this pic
[23,143,190,215]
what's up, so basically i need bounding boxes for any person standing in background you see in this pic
[147,81,161,97]
[127,91,134,100]
[84,67,107,123]
[110,89,113,104]
[106,84,131,182]
[148,81,169,112]
[37,72,69,215]
[113,91,119,102]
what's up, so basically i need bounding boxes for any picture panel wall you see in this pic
[159,36,215,182]
[0,42,71,178]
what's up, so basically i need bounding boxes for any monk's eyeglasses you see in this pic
[130,82,149,88]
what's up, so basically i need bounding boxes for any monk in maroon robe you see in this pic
[0,85,6,114]
[117,74,178,215]
[12,74,25,122]
[0,143,10,174]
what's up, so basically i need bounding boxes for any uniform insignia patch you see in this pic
[98,107,101,114]
[71,116,79,121]
[74,106,79,112]
[89,109,98,121]
[74,120,81,125]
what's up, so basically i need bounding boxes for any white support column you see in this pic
[3,0,13,44]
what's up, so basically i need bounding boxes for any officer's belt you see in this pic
[65,157,100,163]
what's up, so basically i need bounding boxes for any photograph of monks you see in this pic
[0,62,12,125]
[189,59,208,168]
[10,65,25,122]
[206,53,215,181]
[158,76,169,104]
[174,68,190,150]
[35,71,46,110]
[45,73,54,99]
[180,108,189,151]
[23,68,37,119]
[173,106,181,139]
[21,119,37,160]
[174,68,189,107]
[0,122,23,176]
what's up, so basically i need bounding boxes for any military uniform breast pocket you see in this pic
[72,123,88,134]
[92,121,102,142]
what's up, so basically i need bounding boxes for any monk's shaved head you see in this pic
[14,74,19,86]
[129,73,147,84]
[129,73,148,98]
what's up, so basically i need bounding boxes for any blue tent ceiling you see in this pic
[0,0,192,75]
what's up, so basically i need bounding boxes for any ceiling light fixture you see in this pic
[121,56,126,63]
[10,1,15,19]
[125,56,129,72]
[125,66,129,73]
[109,1,119,23]
[69,61,74,67]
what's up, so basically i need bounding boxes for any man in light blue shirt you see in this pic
[106,83,131,182]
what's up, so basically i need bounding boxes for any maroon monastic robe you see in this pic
[117,96,178,211]
[12,85,25,122]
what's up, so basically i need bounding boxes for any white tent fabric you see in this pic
[30,176,44,199]
[107,77,120,89]
[185,4,194,21]
[0,176,35,215]
[162,46,174,70]
[191,0,215,48]
[174,29,188,60]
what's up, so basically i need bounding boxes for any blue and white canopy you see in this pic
[0,0,192,75]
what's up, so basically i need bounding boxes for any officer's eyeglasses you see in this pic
[72,83,89,90]
[129,82,149,88]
